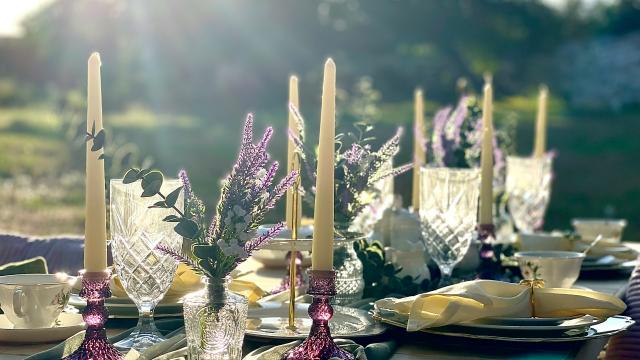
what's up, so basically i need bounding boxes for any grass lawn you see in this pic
[0,100,638,241]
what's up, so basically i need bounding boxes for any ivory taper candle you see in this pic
[285,75,302,230]
[533,85,548,158]
[479,83,494,225]
[311,59,336,271]
[411,88,426,212]
[84,52,108,272]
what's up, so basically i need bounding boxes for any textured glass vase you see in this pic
[332,237,364,305]
[184,277,248,360]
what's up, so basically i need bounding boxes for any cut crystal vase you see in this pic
[183,276,248,360]
[333,224,365,305]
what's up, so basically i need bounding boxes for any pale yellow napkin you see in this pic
[375,280,626,331]
[111,264,266,303]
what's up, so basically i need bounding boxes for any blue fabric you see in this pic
[0,234,112,274]
[605,257,640,360]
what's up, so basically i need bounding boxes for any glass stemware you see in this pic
[505,155,553,233]
[110,179,183,352]
[419,167,480,286]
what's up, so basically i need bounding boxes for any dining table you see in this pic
[1,242,638,360]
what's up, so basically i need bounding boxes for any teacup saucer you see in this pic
[0,313,85,343]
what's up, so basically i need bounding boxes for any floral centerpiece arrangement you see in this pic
[431,95,515,188]
[124,113,296,359]
[289,105,412,229]
[430,95,517,281]
[288,104,411,303]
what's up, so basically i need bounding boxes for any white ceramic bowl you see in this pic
[519,232,573,251]
[515,251,585,288]
[572,218,627,244]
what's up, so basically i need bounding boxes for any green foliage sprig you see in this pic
[85,120,106,160]
[354,238,435,298]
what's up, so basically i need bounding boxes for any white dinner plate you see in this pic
[459,315,605,332]
[0,313,85,344]
[69,294,183,318]
[473,315,582,326]
[372,311,634,343]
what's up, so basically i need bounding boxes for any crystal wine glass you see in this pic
[419,167,480,286]
[110,179,183,352]
[505,155,553,233]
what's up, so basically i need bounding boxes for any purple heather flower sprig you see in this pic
[128,113,297,279]
[430,96,508,188]
[208,113,297,261]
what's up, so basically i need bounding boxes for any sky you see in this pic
[0,0,618,37]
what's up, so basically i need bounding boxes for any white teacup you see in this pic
[0,273,74,328]
[515,251,585,288]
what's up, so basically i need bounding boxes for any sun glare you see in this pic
[0,0,52,37]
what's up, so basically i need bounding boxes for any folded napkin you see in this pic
[111,264,266,303]
[0,256,48,276]
[375,280,626,331]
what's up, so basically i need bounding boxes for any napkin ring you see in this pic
[520,279,545,318]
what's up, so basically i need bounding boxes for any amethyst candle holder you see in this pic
[63,270,123,360]
[477,223,501,280]
[282,270,354,360]
[271,251,305,294]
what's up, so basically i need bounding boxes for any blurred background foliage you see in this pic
[0,0,639,239]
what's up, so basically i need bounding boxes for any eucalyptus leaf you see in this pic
[193,244,217,258]
[141,171,163,197]
[138,169,151,179]
[123,168,140,184]
[149,200,168,208]
[163,215,181,222]
[165,186,183,207]
[91,129,105,151]
[174,218,199,239]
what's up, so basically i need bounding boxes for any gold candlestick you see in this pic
[287,166,301,330]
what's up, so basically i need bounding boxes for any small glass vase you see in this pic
[183,276,248,360]
[333,237,365,305]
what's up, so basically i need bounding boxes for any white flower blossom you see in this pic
[217,238,247,258]
[238,231,252,242]
[256,168,267,181]
[233,205,246,217]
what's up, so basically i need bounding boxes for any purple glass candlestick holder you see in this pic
[271,251,305,294]
[478,224,496,258]
[477,223,500,280]
[282,270,354,360]
[63,270,123,360]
